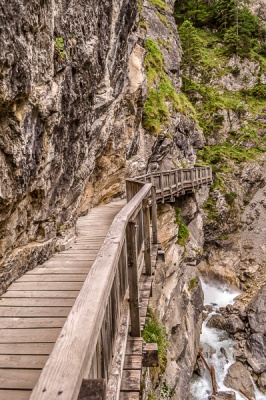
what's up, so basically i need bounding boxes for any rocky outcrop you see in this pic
[141,0,205,172]
[143,187,209,400]
[224,362,255,398]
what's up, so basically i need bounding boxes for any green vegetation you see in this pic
[188,278,197,291]
[143,39,197,135]
[217,235,229,240]
[55,38,67,60]
[174,0,266,57]
[179,20,201,87]
[142,307,169,374]
[161,380,176,399]
[147,0,170,10]
[174,207,190,246]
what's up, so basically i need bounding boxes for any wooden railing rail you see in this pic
[133,166,212,203]
[30,182,154,400]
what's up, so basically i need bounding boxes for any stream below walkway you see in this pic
[190,279,265,400]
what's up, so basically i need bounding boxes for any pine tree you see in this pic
[179,20,201,90]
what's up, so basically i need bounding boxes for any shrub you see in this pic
[174,208,190,246]
[224,191,237,206]
[142,307,169,374]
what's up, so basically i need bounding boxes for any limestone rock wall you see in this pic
[0,0,148,290]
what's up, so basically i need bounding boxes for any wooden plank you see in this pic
[143,199,152,276]
[26,268,90,274]
[126,339,143,356]
[0,369,41,389]
[9,282,83,291]
[0,343,53,355]
[0,390,31,400]
[0,317,66,329]
[151,186,158,244]
[29,184,151,400]
[17,274,87,282]
[0,307,71,317]
[0,355,48,369]
[3,291,79,298]
[0,328,61,343]
[126,221,140,338]
[77,379,106,400]
[120,393,139,400]
[0,298,75,307]
[142,343,159,367]
[124,355,142,370]
[120,370,141,391]
[42,261,93,268]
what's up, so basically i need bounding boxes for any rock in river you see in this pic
[206,314,226,330]
[224,361,255,398]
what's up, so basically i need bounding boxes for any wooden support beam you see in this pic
[143,199,152,276]
[151,186,158,245]
[160,173,164,203]
[142,343,159,367]
[126,220,141,337]
[77,379,106,400]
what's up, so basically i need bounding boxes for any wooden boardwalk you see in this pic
[0,166,212,400]
[0,200,126,400]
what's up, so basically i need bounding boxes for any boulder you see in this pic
[258,371,266,394]
[204,305,214,313]
[207,314,226,330]
[246,333,266,374]
[247,283,266,335]
[224,361,255,398]
[225,315,245,334]
[208,391,236,400]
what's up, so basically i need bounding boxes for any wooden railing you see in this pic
[30,181,156,400]
[134,166,212,203]
[29,166,212,400]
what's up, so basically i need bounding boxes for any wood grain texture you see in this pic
[0,390,31,400]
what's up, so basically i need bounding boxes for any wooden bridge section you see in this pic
[0,166,212,400]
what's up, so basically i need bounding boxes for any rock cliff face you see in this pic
[0,0,148,291]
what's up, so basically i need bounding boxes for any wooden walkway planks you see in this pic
[0,200,126,398]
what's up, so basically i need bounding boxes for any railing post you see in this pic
[143,199,152,276]
[181,170,184,194]
[126,220,141,337]
[151,186,158,245]
[126,180,132,203]
[160,173,164,203]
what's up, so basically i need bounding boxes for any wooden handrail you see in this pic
[30,183,152,400]
[134,166,212,202]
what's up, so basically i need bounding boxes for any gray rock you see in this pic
[207,314,226,330]
[208,392,236,400]
[246,333,266,374]
[247,283,266,335]
[225,315,245,334]
[224,361,255,398]
[258,371,266,394]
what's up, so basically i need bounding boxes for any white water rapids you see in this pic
[190,279,265,400]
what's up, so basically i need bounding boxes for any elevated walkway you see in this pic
[0,200,126,400]
[0,167,212,400]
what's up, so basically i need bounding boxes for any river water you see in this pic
[190,279,265,400]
